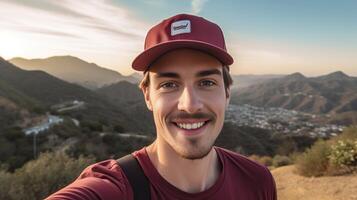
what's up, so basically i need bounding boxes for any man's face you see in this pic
[143,49,230,160]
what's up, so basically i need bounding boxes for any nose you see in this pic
[177,86,203,113]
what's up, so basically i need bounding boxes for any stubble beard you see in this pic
[172,137,215,160]
[164,111,218,160]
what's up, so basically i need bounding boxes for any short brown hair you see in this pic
[139,66,233,98]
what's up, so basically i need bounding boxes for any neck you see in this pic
[146,140,221,193]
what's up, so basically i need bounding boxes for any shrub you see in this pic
[114,124,125,133]
[8,151,94,200]
[329,140,357,171]
[272,155,291,167]
[295,140,331,177]
[260,156,273,166]
[248,154,260,161]
[334,126,357,141]
[249,155,273,166]
[81,120,103,132]
[274,139,298,156]
[0,170,12,200]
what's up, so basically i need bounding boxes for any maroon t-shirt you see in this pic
[46,147,277,200]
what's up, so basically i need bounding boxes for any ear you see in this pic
[142,86,153,111]
[225,87,231,109]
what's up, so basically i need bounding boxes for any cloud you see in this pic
[0,0,148,39]
[0,0,150,72]
[1,0,94,20]
[191,0,209,14]
[6,25,81,38]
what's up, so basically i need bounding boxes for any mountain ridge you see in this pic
[0,58,150,133]
[9,56,138,89]
[231,71,357,124]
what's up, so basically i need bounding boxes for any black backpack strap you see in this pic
[117,154,151,200]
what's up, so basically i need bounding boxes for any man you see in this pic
[46,13,277,200]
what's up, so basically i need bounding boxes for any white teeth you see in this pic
[187,124,192,129]
[177,122,206,130]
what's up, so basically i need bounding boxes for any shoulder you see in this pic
[216,147,268,170]
[46,159,133,200]
[216,147,276,187]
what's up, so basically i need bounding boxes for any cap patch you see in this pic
[171,20,191,36]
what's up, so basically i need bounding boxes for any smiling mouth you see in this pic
[173,120,210,130]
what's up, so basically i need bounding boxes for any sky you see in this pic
[0,0,356,76]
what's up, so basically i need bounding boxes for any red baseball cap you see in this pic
[132,13,234,71]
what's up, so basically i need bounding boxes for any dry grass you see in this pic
[271,165,357,200]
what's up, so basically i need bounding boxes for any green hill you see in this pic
[0,57,146,133]
[96,81,155,134]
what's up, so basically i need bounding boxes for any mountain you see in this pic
[96,81,154,133]
[231,74,285,89]
[231,71,357,124]
[316,71,350,81]
[0,76,43,130]
[0,77,41,110]
[96,81,142,104]
[130,72,143,80]
[281,72,306,82]
[128,72,143,84]
[9,56,137,89]
[0,57,148,133]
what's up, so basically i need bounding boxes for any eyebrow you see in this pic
[154,69,222,79]
[154,72,180,79]
[196,69,222,77]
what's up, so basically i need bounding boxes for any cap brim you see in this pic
[132,40,234,71]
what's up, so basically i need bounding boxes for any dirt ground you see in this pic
[271,165,357,200]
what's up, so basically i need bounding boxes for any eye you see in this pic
[160,82,178,89]
[199,80,216,87]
